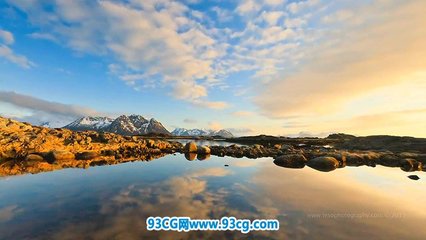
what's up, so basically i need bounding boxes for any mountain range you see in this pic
[171,128,234,138]
[40,115,234,138]
[64,115,170,136]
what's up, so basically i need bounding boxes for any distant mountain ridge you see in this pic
[171,128,233,138]
[64,115,170,136]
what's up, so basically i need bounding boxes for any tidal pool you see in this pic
[0,154,425,240]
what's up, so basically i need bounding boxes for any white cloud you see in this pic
[28,32,58,42]
[236,0,261,15]
[0,45,34,68]
[263,0,286,6]
[192,100,229,109]
[0,29,14,45]
[211,7,233,22]
[0,29,33,68]
[284,17,307,28]
[286,0,319,14]
[232,111,254,117]
[260,11,284,25]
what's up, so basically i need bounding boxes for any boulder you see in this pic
[197,146,211,154]
[400,158,420,172]
[345,153,365,166]
[184,142,197,153]
[185,152,197,161]
[274,154,307,169]
[197,154,210,161]
[25,153,44,162]
[76,151,99,160]
[45,150,75,163]
[307,156,339,172]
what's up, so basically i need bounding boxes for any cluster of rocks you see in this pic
[273,147,426,173]
[180,141,426,173]
[181,142,211,161]
[0,117,182,176]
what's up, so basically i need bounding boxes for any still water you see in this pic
[0,154,425,240]
[167,139,246,147]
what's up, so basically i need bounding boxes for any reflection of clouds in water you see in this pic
[231,160,259,168]
[188,167,231,178]
[0,205,23,223]
[50,167,287,239]
[33,160,426,240]
[251,165,426,240]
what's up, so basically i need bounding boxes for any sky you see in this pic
[0,0,425,137]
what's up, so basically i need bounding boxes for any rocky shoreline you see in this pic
[1,117,425,176]
[0,117,181,176]
[181,142,426,173]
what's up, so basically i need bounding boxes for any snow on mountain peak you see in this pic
[64,115,170,135]
[171,128,234,138]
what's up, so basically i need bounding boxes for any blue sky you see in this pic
[0,0,425,137]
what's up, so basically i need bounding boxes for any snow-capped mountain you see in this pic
[171,128,210,136]
[64,116,114,131]
[209,129,234,138]
[64,115,170,135]
[171,128,234,138]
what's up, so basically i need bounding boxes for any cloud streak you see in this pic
[0,91,101,118]
[0,28,34,68]
[0,91,106,127]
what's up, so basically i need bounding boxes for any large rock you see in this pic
[25,153,44,162]
[184,142,198,153]
[185,152,197,161]
[307,156,339,172]
[274,154,307,169]
[400,158,420,172]
[197,146,211,154]
[76,151,99,160]
[345,153,365,166]
[45,150,75,163]
[197,154,210,161]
